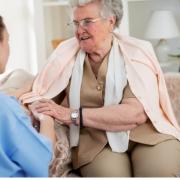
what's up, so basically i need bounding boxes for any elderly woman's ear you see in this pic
[108,15,116,32]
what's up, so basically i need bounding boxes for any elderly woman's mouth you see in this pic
[79,36,91,41]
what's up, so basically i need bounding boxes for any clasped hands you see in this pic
[28,99,72,125]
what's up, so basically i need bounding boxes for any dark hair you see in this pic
[0,16,6,42]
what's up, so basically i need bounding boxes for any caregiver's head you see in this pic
[71,0,123,54]
[0,15,9,74]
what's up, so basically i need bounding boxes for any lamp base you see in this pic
[156,39,170,62]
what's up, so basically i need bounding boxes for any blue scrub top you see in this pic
[0,93,52,177]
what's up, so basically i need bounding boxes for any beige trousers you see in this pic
[79,140,180,177]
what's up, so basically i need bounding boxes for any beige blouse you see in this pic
[54,55,174,169]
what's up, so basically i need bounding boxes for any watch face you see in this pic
[71,110,79,119]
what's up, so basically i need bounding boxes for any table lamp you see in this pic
[145,10,180,62]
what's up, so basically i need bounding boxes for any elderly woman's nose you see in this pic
[76,25,86,34]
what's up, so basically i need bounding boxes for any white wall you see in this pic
[0,0,38,74]
[33,0,47,70]
[119,0,130,35]
[43,5,73,57]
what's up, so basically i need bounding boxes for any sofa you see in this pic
[164,72,180,125]
[0,69,180,176]
[0,69,34,98]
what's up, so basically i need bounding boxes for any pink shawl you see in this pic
[19,33,180,140]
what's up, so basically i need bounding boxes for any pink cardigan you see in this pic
[20,33,180,140]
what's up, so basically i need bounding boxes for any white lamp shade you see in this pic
[145,10,180,39]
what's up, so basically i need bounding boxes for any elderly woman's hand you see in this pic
[29,99,72,125]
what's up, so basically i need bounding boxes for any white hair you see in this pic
[69,0,123,27]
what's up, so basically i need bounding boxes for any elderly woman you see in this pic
[0,15,56,177]
[21,0,180,177]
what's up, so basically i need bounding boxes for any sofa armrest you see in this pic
[164,72,180,125]
[0,69,34,98]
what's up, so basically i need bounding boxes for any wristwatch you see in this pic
[71,109,79,125]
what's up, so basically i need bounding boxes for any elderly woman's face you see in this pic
[73,2,114,53]
[0,29,9,73]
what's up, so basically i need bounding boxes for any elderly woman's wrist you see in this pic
[70,107,83,127]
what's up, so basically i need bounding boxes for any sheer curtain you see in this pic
[0,0,38,75]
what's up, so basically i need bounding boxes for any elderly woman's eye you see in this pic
[73,21,79,26]
[83,20,92,26]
